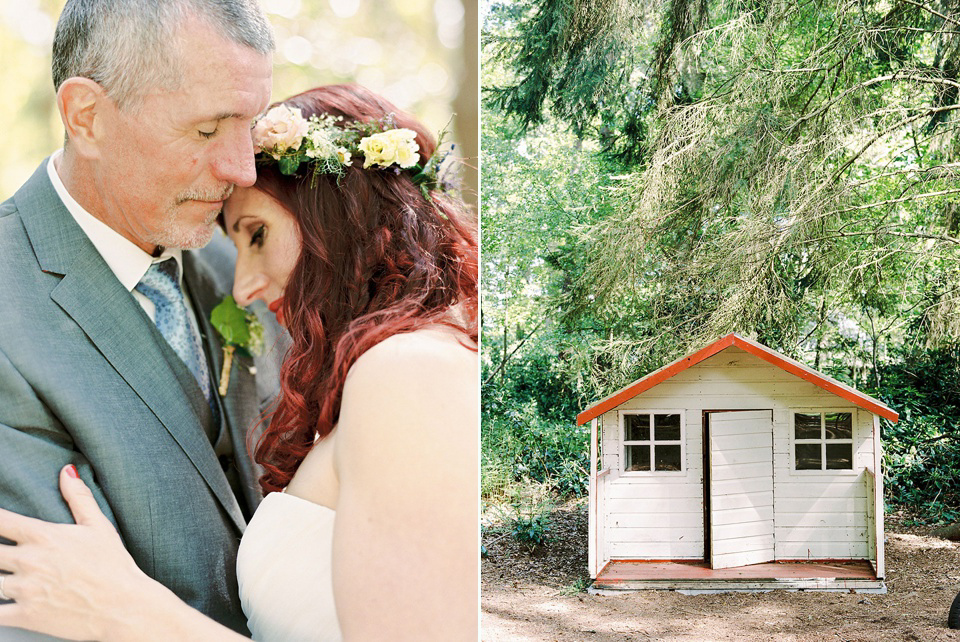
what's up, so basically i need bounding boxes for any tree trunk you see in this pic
[932,523,960,541]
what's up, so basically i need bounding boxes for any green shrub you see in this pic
[507,488,553,550]
[481,447,516,505]
[510,511,551,550]
[875,344,960,520]
[482,400,589,501]
[560,577,591,595]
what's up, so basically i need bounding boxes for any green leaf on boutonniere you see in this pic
[211,295,264,396]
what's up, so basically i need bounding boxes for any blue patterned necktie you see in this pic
[136,259,214,407]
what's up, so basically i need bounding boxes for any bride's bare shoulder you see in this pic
[334,327,477,470]
[346,326,477,389]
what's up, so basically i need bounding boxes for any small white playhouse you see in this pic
[578,333,898,592]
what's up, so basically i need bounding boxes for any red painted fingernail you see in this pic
[66,465,78,479]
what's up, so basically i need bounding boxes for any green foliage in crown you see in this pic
[252,104,458,198]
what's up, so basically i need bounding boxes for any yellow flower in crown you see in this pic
[250,107,452,200]
[359,128,420,169]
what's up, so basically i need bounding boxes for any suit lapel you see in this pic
[184,249,266,514]
[15,162,246,533]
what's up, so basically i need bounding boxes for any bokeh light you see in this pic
[0,0,477,207]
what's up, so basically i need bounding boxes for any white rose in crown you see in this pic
[359,128,420,169]
[253,105,310,158]
[305,126,338,160]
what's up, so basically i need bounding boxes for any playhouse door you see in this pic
[709,410,775,569]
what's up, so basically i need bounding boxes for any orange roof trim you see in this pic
[575,333,899,425]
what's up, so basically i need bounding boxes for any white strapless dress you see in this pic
[236,492,342,641]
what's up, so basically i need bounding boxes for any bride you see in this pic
[0,84,478,641]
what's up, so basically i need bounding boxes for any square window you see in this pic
[825,412,852,440]
[795,413,821,440]
[654,414,681,441]
[795,443,822,470]
[623,412,683,473]
[793,411,855,472]
[826,443,853,469]
[625,414,650,441]
[655,444,682,471]
[625,444,650,471]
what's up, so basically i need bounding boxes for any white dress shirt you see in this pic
[46,151,203,330]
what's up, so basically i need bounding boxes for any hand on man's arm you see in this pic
[0,347,118,641]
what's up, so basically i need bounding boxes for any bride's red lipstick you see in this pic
[268,298,285,326]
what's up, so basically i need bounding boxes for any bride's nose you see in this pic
[233,270,269,307]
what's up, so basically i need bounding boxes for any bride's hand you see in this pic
[0,465,159,641]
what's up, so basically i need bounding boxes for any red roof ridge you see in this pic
[575,333,898,425]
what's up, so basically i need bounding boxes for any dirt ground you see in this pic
[481,500,960,641]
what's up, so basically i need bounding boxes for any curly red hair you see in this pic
[250,84,477,494]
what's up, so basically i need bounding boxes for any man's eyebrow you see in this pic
[204,111,245,122]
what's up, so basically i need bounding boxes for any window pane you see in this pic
[625,445,650,471]
[825,412,852,440]
[654,445,682,471]
[625,415,650,441]
[826,443,853,469]
[795,443,821,470]
[794,413,821,440]
[654,414,681,441]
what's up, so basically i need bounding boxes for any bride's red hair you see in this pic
[251,84,477,494]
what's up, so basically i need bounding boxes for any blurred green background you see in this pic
[0,0,478,207]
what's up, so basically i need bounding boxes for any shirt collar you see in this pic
[47,150,184,290]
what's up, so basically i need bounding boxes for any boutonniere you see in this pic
[210,295,264,396]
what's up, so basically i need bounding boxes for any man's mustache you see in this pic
[176,184,234,205]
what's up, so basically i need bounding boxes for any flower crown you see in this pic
[251,104,455,198]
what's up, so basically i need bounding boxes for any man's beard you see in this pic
[147,185,234,249]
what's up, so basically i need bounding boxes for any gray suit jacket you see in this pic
[0,161,286,637]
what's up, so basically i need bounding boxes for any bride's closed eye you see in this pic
[251,224,266,248]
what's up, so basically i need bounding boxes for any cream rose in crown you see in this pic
[252,104,310,157]
[250,105,447,199]
[359,129,420,169]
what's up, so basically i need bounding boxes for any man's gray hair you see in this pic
[53,0,275,111]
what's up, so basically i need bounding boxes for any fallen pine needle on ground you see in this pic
[482,500,960,642]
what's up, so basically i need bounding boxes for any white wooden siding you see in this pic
[599,408,703,559]
[598,345,877,562]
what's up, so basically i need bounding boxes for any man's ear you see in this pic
[56,77,110,159]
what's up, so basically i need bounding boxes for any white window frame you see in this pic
[619,410,685,476]
[790,409,858,475]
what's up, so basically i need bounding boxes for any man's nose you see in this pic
[213,126,257,188]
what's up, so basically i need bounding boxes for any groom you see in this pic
[0,0,281,637]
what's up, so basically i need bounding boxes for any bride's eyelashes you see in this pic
[250,224,266,248]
